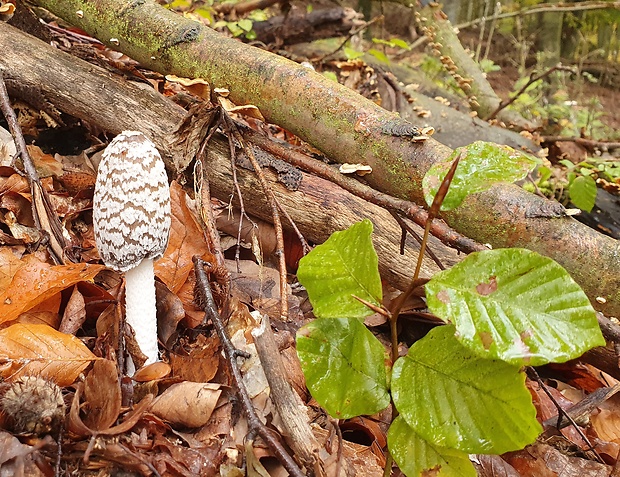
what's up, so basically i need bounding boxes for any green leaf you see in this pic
[569,175,597,212]
[194,7,213,22]
[368,48,390,65]
[297,220,382,319]
[322,71,339,83]
[297,318,390,419]
[344,47,364,60]
[425,248,604,366]
[388,416,476,477]
[537,165,552,183]
[226,22,244,37]
[390,38,411,50]
[422,141,537,211]
[392,325,541,454]
[238,18,253,31]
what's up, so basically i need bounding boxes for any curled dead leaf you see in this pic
[69,383,153,437]
[149,382,221,428]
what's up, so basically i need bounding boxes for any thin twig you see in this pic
[240,125,485,255]
[483,1,501,62]
[276,201,311,255]
[487,63,577,121]
[389,210,446,270]
[475,0,491,63]
[314,15,383,62]
[541,136,620,151]
[528,367,605,464]
[0,71,66,263]
[195,158,226,268]
[193,257,306,477]
[223,114,289,322]
[214,0,280,15]
[252,313,321,471]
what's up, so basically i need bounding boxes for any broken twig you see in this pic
[0,70,66,263]
[193,257,306,477]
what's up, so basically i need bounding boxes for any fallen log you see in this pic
[25,0,620,316]
[0,21,458,292]
[251,7,362,46]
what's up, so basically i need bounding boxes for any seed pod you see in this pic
[1,376,65,435]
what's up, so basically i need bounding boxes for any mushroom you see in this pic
[93,131,171,370]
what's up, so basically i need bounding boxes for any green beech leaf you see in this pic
[344,47,364,60]
[388,416,476,477]
[423,141,537,210]
[390,38,411,50]
[425,248,604,366]
[297,220,382,319]
[296,318,390,419]
[569,175,597,212]
[368,48,390,65]
[238,18,253,31]
[392,325,541,454]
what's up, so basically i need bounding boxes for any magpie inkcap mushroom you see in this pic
[93,131,171,369]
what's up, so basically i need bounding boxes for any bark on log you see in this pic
[7,2,620,316]
[251,7,361,46]
[289,42,539,151]
[0,21,456,291]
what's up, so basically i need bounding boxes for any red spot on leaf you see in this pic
[476,276,497,296]
[437,290,451,304]
[479,331,494,350]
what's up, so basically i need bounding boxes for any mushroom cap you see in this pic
[93,131,171,272]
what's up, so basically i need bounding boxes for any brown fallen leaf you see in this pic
[155,181,214,294]
[15,292,62,328]
[83,359,122,431]
[169,334,219,383]
[149,381,221,428]
[69,383,153,437]
[0,430,46,475]
[0,258,104,324]
[58,285,86,335]
[133,361,171,382]
[0,323,98,386]
[155,281,185,346]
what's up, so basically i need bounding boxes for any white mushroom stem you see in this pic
[124,258,159,366]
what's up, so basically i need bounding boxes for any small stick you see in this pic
[223,114,289,322]
[528,367,605,464]
[193,257,306,477]
[540,136,620,151]
[214,0,280,15]
[314,15,383,62]
[487,64,577,121]
[252,313,320,470]
[0,71,66,263]
[195,159,226,268]
[389,210,446,270]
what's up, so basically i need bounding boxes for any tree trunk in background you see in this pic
[536,5,564,68]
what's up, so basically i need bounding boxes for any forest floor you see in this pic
[1,4,620,477]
